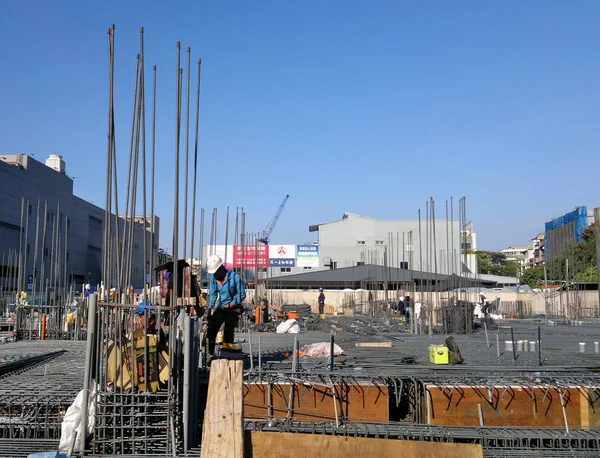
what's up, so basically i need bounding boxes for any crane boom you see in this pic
[260,194,290,245]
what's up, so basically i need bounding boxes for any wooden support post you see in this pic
[201,359,244,458]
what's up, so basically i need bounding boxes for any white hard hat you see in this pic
[207,255,224,274]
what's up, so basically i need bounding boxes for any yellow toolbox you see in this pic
[429,345,449,365]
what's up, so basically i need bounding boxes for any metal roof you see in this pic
[268,264,445,284]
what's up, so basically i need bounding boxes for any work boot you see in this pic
[221,342,242,352]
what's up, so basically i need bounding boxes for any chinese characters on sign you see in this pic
[269,258,296,267]
[296,244,319,267]
[269,245,297,267]
[233,244,269,268]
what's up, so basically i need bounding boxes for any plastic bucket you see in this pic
[288,311,298,319]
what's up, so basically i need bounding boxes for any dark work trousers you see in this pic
[318,302,325,314]
[206,306,241,355]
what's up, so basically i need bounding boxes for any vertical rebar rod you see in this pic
[168,42,182,420]
[150,65,157,288]
[80,293,97,451]
[183,47,191,261]
[496,333,500,357]
[538,325,542,366]
[329,332,335,372]
[17,197,24,294]
[23,200,30,294]
[510,326,517,362]
[140,27,149,296]
[190,59,202,271]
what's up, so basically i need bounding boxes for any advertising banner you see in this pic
[233,244,269,268]
[269,244,296,267]
[296,244,319,267]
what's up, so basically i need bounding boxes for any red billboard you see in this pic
[233,244,269,268]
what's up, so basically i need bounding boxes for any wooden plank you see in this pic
[246,431,483,458]
[426,385,583,427]
[581,390,590,429]
[244,382,388,422]
[586,388,600,428]
[201,360,244,458]
[355,342,392,348]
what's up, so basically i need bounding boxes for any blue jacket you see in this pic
[209,270,246,308]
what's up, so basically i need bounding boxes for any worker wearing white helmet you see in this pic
[206,254,246,356]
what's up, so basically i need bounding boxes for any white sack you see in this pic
[58,384,96,453]
[276,319,298,334]
[301,342,344,358]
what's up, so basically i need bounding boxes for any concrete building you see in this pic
[528,233,545,267]
[545,206,594,259]
[306,213,465,275]
[0,153,158,292]
[501,246,529,269]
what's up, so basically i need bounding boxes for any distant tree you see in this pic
[520,266,545,288]
[476,251,520,277]
[546,225,597,282]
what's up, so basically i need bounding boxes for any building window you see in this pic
[303,267,312,270]
[330,262,338,270]
[280,267,291,273]
[357,240,366,245]
[357,261,365,266]
[375,240,384,245]
[259,268,267,272]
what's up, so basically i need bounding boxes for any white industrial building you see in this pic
[0,153,158,292]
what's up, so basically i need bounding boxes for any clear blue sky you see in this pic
[1,1,598,253]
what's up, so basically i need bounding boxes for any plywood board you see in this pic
[244,382,388,422]
[246,431,483,458]
[201,360,244,458]
[426,385,584,427]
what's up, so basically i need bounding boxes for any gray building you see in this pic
[0,154,158,292]
[306,212,463,274]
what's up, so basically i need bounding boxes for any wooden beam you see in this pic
[201,360,244,458]
[246,432,483,458]
[355,342,393,348]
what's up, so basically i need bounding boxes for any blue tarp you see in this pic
[545,206,588,258]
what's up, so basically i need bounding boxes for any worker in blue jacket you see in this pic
[206,254,246,356]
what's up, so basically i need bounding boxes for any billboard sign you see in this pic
[269,244,296,267]
[233,244,269,268]
[296,244,319,267]
[205,245,234,270]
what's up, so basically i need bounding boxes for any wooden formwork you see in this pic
[245,432,484,458]
[425,384,600,428]
[243,382,389,423]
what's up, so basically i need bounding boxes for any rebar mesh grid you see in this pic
[244,420,600,455]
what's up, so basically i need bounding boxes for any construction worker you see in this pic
[318,287,325,314]
[206,255,246,356]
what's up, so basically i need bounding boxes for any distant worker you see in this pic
[206,255,246,357]
[397,296,406,315]
[318,287,325,314]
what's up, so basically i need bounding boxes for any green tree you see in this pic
[520,266,545,288]
[476,251,521,277]
[546,225,597,282]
